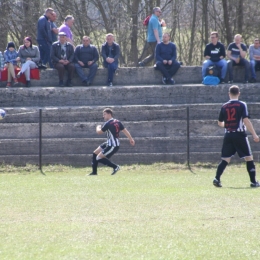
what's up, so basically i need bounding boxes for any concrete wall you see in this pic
[0,66,258,87]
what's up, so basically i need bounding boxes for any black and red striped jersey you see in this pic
[101,118,125,146]
[218,99,248,133]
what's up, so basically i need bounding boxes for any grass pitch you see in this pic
[0,163,260,260]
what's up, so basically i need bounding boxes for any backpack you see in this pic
[203,76,220,85]
[206,65,219,77]
[143,15,151,26]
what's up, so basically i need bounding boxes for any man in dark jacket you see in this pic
[37,8,54,67]
[74,36,99,86]
[50,32,75,87]
[101,34,120,87]
[202,31,227,83]
[155,32,181,85]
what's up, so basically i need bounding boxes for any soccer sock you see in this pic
[215,160,228,181]
[98,158,117,169]
[246,161,256,183]
[91,153,98,173]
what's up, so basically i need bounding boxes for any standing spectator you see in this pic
[155,32,180,84]
[138,7,163,67]
[213,85,259,188]
[74,36,99,86]
[59,15,75,47]
[4,42,18,87]
[50,32,75,87]
[202,31,227,84]
[101,33,120,87]
[37,7,54,67]
[50,12,59,43]
[17,37,40,87]
[249,38,260,83]
[227,34,250,83]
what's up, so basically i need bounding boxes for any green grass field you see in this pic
[0,163,260,260]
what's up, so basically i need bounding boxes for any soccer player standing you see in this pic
[213,85,260,188]
[89,108,135,175]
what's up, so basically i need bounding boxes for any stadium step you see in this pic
[1,83,260,166]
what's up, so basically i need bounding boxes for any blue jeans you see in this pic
[74,63,98,83]
[227,58,250,81]
[202,59,227,79]
[37,40,51,66]
[103,61,118,83]
[155,60,180,79]
[250,60,260,79]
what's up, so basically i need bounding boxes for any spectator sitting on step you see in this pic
[4,41,19,87]
[154,32,180,85]
[101,33,120,87]
[202,31,227,84]
[50,31,75,87]
[227,34,250,84]
[59,15,75,48]
[17,37,40,88]
[249,38,260,83]
[74,36,99,86]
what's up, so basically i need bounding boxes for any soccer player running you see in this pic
[89,108,135,175]
[213,85,260,188]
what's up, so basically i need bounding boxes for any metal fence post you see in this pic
[39,108,42,170]
[187,106,190,168]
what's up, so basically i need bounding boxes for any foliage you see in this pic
[0,0,259,66]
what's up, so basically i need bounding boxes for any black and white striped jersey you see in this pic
[101,118,125,146]
[218,99,248,133]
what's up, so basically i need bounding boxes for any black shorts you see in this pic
[221,132,252,159]
[100,142,119,158]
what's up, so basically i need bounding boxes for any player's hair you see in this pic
[103,108,113,116]
[211,31,218,38]
[254,38,259,43]
[229,85,240,96]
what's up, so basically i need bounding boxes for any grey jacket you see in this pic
[18,45,40,64]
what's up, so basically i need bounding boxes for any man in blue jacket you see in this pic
[101,34,120,87]
[37,8,54,67]
[155,32,180,84]
[74,36,99,86]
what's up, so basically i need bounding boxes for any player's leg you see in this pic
[236,135,259,187]
[213,134,234,187]
[89,145,102,175]
[96,145,120,175]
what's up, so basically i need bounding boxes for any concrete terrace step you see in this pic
[0,136,259,156]
[0,151,258,166]
[0,66,258,87]
[1,120,260,139]
[1,84,260,107]
[1,103,260,123]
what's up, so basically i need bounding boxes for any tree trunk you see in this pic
[222,0,232,44]
[188,0,198,65]
[0,0,9,51]
[237,0,243,33]
[130,0,140,65]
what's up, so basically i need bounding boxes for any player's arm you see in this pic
[218,121,225,128]
[96,125,104,135]
[122,128,135,146]
[243,118,259,142]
